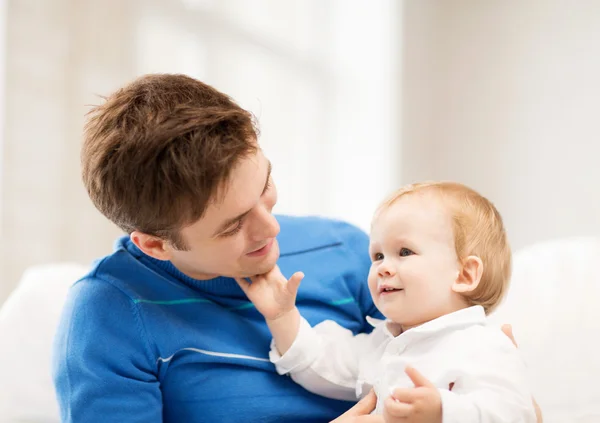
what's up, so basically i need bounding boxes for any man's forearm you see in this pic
[266,307,301,355]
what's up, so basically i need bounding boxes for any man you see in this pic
[53,74,381,422]
[53,74,541,423]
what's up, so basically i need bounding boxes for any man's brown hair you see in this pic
[81,74,258,249]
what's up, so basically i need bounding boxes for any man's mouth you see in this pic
[247,239,274,257]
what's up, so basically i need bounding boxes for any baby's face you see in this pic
[367,192,465,330]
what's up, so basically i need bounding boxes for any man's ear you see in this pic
[130,231,172,261]
[452,255,483,294]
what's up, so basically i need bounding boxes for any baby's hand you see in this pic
[235,265,304,321]
[383,367,442,423]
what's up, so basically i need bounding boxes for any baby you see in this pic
[236,182,536,422]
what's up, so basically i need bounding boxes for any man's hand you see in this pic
[235,265,304,321]
[501,324,544,423]
[330,390,384,423]
[383,367,442,423]
[501,324,519,347]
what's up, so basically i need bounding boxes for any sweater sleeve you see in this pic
[52,278,162,423]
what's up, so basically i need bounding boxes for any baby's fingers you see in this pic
[287,272,304,293]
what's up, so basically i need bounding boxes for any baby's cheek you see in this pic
[367,268,377,287]
[367,281,378,300]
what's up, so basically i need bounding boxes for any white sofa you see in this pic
[487,237,600,423]
[1,238,599,423]
[0,263,88,423]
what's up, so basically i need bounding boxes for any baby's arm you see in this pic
[235,265,304,355]
[236,266,372,401]
[269,315,375,401]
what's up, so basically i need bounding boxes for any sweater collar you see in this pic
[147,257,246,298]
[120,236,247,299]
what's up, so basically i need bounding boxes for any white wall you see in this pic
[136,0,400,231]
[0,0,6,291]
[401,0,600,250]
[3,0,599,304]
[0,0,133,303]
[0,0,400,304]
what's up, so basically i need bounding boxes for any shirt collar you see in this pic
[367,305,487,342]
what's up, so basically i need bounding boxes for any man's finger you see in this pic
[405,366,435,388]
[533,397,543,423]
[390,387,418,404]
[501,324,518,347]
[349,389,378,415]
[288,271,304,292]
[330,390,377,422]
[384,396,412,418]
[353,417,385,422]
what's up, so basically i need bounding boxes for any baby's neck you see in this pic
[390,302,472,336]
[386,321,404,337]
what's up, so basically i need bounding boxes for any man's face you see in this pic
[168,149,280,280]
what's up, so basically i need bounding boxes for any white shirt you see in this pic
[270,306,536,423]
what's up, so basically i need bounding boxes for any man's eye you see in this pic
[399,248,414,257]
[373,252,384,261]
[223,220,244,237]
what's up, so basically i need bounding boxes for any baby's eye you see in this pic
[373,252,384,261]
[399,248,414,257]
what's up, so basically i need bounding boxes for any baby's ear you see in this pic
[452,256,483,293]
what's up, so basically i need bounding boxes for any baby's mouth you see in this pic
[379,287,404,295]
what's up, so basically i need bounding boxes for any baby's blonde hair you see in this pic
[376,182,511,314]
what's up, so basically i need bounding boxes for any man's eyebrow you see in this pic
[213,160,272,237]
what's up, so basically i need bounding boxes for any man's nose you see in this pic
[248,206,280,241]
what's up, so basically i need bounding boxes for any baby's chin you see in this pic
[383,311,429,334]
[385,320,404,336]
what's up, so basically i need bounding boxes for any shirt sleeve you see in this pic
[52,278,163,423]
[438,329,537,423]
[269,316,376,402]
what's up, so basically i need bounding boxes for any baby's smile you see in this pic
[378,284,404,295]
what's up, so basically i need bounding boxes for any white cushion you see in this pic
[489,237,600,423]
[0,263,88,423]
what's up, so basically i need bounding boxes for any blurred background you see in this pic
[1,0,599,305]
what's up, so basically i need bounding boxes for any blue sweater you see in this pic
[52,215,381,423]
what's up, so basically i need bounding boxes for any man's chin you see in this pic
[242,240,280,276]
